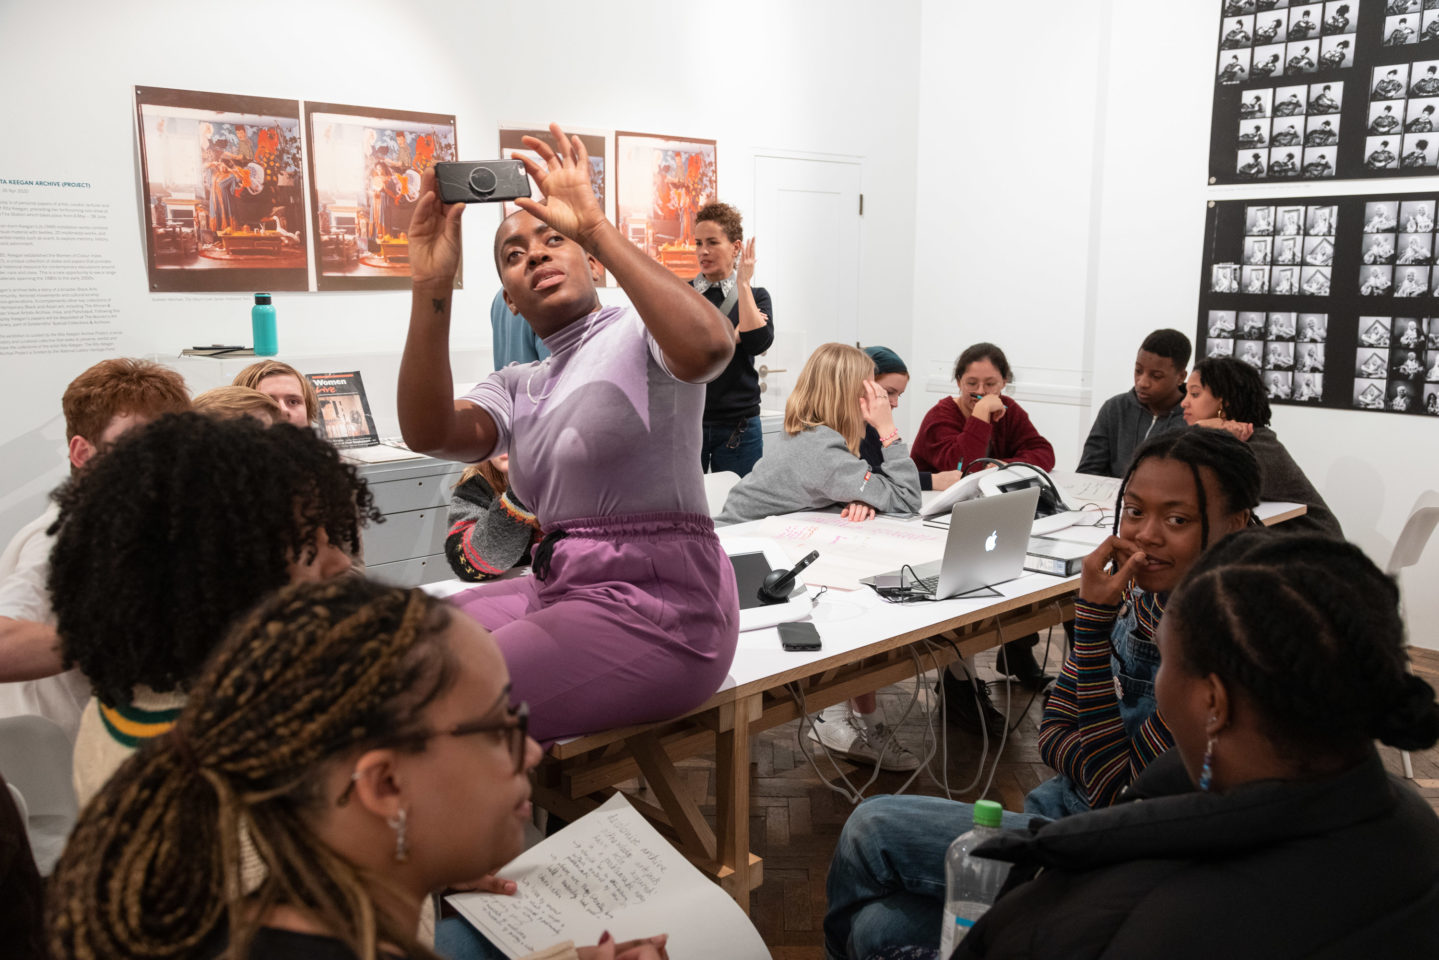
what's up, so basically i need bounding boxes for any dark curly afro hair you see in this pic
[47,412,381,707]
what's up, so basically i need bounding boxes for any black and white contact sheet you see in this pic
[1211,1,1439,182]
[1198,192,1439,416]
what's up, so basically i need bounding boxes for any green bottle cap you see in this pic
[973,799,1004,828]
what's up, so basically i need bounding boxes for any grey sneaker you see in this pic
[807,709,922,772]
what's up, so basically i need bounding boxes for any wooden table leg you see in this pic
[629,731,718,862]
[714,693,763,911]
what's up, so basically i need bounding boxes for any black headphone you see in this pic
[961,459,1073,518]
[758,550,819,605]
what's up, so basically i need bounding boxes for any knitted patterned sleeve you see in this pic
[1036,597,1173,809]
[444,474,539,582]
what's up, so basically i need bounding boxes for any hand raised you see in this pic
[737,237,758,286]
[513,123,607,248]
[859,379,896,433]
[1079,536,1146,607]
[408,167,464,288]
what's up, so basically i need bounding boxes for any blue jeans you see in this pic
[701,415,763,477]
[823,796,1043,960]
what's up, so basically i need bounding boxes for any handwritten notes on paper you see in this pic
[447,794,768,960]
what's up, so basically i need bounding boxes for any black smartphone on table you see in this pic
[778,621,822,652]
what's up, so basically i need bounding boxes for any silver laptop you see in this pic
[862,487,1040,600]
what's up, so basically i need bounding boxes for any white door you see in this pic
[751,156,863,412]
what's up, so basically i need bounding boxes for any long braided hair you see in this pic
[1113,428,1262,548]
[1168,529,1439,764]
[47,578,458,960]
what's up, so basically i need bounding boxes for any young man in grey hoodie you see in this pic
[1076,329,1191,477]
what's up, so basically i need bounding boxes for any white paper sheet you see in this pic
[340,440,427,463]
[447,794,769,960]
[1051,471,1122,508]
[753,512,948,589]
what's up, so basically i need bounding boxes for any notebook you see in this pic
[860,487,1040,600]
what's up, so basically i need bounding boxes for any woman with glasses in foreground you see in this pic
[47,578,666,960]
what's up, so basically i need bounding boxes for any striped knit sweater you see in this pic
[73,686,186,806]
[1037,590,1173,810]
[444,473,541,581]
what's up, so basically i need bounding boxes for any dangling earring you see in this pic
[1216,401,1228,420]
[1199,734,1217,792]
[388,807,409,862]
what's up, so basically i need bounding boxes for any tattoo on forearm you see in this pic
[432,298,446,314]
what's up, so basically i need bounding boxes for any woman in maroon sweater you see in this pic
[914,342,1057,735]
[912,341,1056,473]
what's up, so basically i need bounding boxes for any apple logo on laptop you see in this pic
[985,530,998,552]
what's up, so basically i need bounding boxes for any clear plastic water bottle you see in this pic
[938,799,1012,958]
[251,293,278,356]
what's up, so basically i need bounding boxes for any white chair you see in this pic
[0,714,78,874]
[1385,489,1439,780]
[703,470,742,519]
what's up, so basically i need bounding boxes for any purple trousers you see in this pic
[449,512,739,744]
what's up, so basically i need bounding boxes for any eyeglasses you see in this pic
[336,701,530,806]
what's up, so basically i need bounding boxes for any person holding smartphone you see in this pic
[397,124,740,746]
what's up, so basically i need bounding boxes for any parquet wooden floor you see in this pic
[643,631,1439,959]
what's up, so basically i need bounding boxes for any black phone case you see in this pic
[778,622,822,651]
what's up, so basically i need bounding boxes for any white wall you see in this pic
[909,0,1439,647]
[0,0,922,539]
[908,0,1108,468]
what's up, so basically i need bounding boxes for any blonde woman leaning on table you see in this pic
[717,342,921,525]
[717,343,922,771]
[47,578,667,960]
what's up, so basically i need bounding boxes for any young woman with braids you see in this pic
[947,530,1439,959]
[45,413,377,804]
[47,577,668,960]
[1182,355,1342,538]
[823,428,1262,960]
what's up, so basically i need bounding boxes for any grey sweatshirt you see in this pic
[1247,426,1343,538]
[1077,388,1188,478]
[716,425,922,525]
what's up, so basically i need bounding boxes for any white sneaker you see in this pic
[807,706,921,772]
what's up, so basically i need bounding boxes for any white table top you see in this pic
[709,496,1304,696]
[428,495,1305,714]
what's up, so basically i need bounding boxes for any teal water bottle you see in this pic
[251,293,278,357]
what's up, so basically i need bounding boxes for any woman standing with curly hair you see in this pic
[47,412,378,803]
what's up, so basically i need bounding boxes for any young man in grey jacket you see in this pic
[1076,329,1191,477]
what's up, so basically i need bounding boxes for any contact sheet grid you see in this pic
[1199,192,1439,415]
[1212,0,1439,182]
